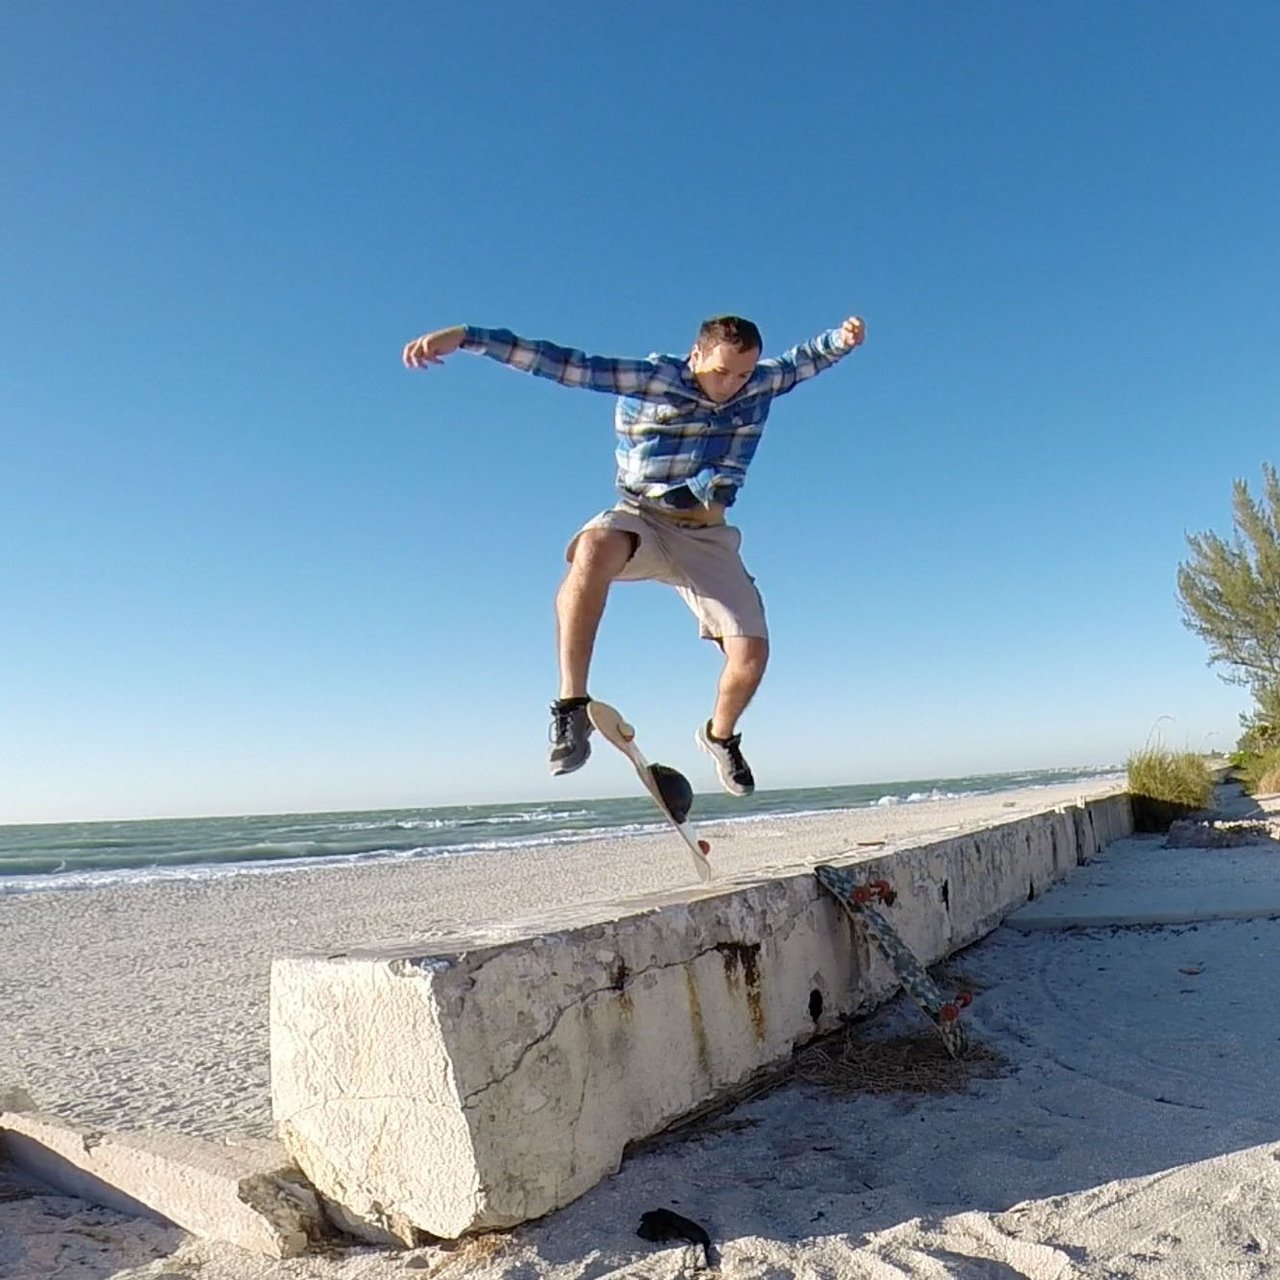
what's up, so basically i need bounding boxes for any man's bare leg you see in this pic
[696,635,769,795]
[710,636,769,737]
[555,528,636,699]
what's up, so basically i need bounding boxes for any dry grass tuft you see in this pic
[795,1029,1006,1095]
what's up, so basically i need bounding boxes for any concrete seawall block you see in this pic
[270,794,1132,1241]
[0,1109,327,1258]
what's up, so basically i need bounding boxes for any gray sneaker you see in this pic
[696,721,755,796]
[549,699,592,775]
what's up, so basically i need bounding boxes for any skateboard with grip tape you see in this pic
[816,862,972,1057]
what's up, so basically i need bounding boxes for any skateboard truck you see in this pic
[852,879,896,906]
[939,991,973,1022]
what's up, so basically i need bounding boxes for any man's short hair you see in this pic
[696,315,762,354]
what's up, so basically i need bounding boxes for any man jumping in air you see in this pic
[402,313,866,796]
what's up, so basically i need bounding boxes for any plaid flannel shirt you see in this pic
[460,325,853,507]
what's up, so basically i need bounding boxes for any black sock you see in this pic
[554,696,591,710]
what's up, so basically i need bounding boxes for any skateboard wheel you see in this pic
[618,721,635,741]
[940,1004,959,1021]
[697,839,711,855]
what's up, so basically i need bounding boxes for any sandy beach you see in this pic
[6,776,1280,1279]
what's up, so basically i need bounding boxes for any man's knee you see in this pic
[722,635,769,675]
[567,527,638,582]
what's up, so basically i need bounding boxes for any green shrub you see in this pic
[1126,748,1215,831]
[1237,747,1280,795]
[1237,682,1280,755]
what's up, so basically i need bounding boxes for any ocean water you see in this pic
[0,767,1119,896]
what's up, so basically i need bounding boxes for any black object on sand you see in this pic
[636,1207,715,1268]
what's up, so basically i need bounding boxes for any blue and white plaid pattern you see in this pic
[461,325,853,506]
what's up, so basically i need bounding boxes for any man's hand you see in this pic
[839,316,866,351]
[402,325,467,369]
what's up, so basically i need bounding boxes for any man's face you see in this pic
[689,341,759,403]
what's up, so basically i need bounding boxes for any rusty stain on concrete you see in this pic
[683,969,711,1076]
[714,941,766,1041]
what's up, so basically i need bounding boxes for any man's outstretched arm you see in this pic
[753,316,866,397]
[402,324,670,397]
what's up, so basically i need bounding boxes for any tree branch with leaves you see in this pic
[1177,463,1280,751]
[1178,463,1280,687]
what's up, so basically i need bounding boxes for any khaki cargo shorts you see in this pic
[565,499,767,641]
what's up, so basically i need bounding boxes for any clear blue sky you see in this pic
[3,3,1276,823]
